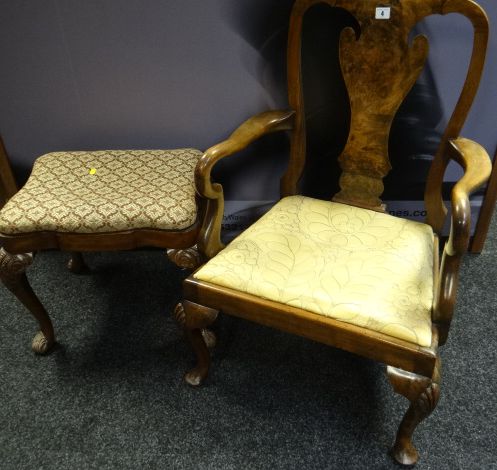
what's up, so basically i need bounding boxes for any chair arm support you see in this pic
[195,110,295,259]
[434,137,491,345]
[195,110,295,199]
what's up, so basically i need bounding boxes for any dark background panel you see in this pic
[0,0,495,203]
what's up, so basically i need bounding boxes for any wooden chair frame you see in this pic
[177,0,492,465]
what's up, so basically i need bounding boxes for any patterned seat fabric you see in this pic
[0,149,202,234]
[195,195,434,347]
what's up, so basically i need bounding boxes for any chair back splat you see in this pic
[282,0,488,225]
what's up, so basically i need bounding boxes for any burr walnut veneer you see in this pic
[176,0,491,466]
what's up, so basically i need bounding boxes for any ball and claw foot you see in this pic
[391,439,419,466]
[184,368,206,387]
[31,331,55,355]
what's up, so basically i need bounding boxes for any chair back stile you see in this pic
[425,0,488,232]
[281,0,488,226]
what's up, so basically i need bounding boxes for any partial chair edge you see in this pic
[0,221,202,254]
[0,136,18,206]
[183,276,438,378]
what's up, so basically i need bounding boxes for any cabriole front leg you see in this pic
[387,357,441,466]
[174,300,218,387]
[0,248,55,354]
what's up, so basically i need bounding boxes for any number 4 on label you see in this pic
[375,7,391,19]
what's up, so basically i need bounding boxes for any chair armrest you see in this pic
[434,137,491,345]
[446,137,492,255]
[195,110,295,259]
[195,110,295,198]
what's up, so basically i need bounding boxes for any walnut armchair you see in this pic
[176,0,491,465]
[0,136,222,354]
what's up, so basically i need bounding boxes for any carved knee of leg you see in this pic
[174,300,219,331]
[0,248,34,290]
[167,247,202,270]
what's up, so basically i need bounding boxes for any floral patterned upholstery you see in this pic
[194,195,434,347]
[0,149,202,234]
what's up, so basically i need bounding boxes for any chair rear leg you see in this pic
[67,252,90,274]
[387,357,441,465]
[0,248,55,354]
[174,300,218,387]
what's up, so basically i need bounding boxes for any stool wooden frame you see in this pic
[0,139,220,354]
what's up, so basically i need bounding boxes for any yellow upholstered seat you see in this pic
[0,148,202,234]
[195,195,434,347]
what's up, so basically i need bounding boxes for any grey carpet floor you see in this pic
[1,220,497,469]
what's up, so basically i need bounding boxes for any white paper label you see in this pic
[375,7,391,19]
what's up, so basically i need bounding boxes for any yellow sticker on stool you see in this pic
[89,168,97,175]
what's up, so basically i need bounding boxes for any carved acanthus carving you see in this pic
[414,382,440,417]
[167,247,202,270]
[174,302,217,350]
[0,248,33,290]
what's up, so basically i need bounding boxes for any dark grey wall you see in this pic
[0,0,289,197]
[0,0,496,201]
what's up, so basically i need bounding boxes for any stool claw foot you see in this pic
[32,330,55,355]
